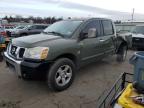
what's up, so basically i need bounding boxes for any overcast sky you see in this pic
[1,0,144,20]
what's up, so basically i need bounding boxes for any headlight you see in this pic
[24,47,49,60]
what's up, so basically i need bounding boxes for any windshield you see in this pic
[131,26,144,34]
[43,20,82,38]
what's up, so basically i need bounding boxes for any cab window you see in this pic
[102,20,114,35]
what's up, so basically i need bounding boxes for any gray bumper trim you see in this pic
[4,52,22,77]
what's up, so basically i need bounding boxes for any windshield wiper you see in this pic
[47,31,64,37]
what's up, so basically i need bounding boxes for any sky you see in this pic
[1,0,144,20]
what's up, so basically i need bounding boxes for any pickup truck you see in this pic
[4,18,129,91]
[131,25,144,50]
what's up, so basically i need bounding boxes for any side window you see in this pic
[82,20,101,37]
[35,25,47,29]
[102,20,114,35]
[42,26,47,29]
[29,26,36,30]
[35,25,41,29]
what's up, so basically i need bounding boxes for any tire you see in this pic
[117,45,127,62]
[47,58,76,91]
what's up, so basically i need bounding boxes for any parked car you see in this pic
[0,26,7,37]
[11,24,48,37]
[4,18,129,91]
[2,24,15,32]
[5,26,15,30]
[0,26,10,61]
[131,25,144,50]
[6,25,26,37]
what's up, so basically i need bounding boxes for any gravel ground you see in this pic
[0,50,135,108]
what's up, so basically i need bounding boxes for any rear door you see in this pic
[100,20,115,54]
[35,25,47,33]
[28,25,38,35]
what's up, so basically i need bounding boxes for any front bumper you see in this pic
[4,52,52,78]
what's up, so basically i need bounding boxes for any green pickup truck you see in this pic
[4,18,129,91]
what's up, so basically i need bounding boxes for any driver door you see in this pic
[79,20,104,65]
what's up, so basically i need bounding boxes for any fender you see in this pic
[115,34,128,54]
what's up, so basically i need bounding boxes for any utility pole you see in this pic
[132,8,135,22]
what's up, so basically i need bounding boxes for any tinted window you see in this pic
[82,20,101,37]
[35,25,47,29]
[16,26,25,29]
[102,20,114,35]
[28,25,35,29]
[41,26,47,29]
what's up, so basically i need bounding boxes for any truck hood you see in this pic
[12,34,62,47]
[132,33,144,38]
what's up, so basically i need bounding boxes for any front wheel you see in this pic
[117,45,127,62]
[47,58,76,91]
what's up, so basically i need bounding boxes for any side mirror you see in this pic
[79,32,88,40]
[88,28,97,38]
[79,28,97,40]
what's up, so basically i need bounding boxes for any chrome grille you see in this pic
[10,45,17,57]
[19,48,25,58]
[132,37,144,43]
[8,44,25,60]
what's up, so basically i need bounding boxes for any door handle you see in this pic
[99,39,104,42]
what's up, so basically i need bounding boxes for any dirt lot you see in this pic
[0,50,135,108]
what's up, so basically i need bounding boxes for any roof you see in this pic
[64,17,112,21]
[136,24,144,27]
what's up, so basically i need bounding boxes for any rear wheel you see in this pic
[117,45,127,62]
[47,58,76,91]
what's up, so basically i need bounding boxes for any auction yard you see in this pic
[0,50,134,108]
